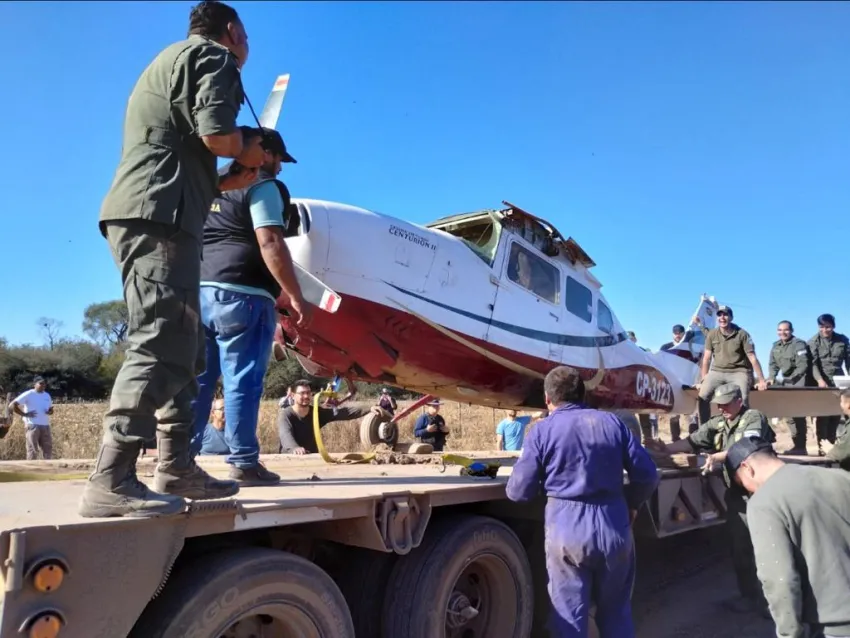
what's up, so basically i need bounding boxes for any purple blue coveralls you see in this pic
[506,403,660,637]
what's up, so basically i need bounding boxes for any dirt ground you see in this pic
[632,528,775,638]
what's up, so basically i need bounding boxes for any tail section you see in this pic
[663,294,720,362]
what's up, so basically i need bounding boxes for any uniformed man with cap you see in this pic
[697,305,768,412]
[767,320,814,455]
[808,313,850,448]
[659,383,775,615]
[725,435,850,637]
[79,1,269,518]
[187,127,312,486]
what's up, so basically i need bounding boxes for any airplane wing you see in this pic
[681,386,843,418]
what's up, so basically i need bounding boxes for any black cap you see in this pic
[672,324,685,334]
[261,128,297,164]
[33,376,45,384]
[724,436,776,475]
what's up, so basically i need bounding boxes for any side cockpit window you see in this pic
[597,300,614,334]
[506,242,560,304]
[565,276,592,323]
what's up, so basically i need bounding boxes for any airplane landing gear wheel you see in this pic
[360,412,399,447]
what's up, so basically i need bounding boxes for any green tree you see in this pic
[83,300,129,348]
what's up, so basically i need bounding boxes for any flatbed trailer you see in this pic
[0,451,836,638]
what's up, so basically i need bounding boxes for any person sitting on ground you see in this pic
[379,388,398,416]
[725,436,850,638]
[278,386,294,409]
[196,398,229,456]
[496,408,547,451]
[414,400,449,452]
[819,389,850,471]
[277,380,390,454]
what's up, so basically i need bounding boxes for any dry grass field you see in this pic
[0,399,801,461]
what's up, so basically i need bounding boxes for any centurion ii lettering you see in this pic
[388,225,437,251]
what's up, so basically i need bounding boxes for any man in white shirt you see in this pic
[11,377,54,460]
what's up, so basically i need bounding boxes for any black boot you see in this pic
[153,432,240,500]
[78,443,186,518]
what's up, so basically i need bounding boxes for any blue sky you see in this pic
[2,1,848,363]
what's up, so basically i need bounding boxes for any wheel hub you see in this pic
[446,590,479,629]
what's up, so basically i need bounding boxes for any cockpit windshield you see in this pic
[428,212,502,266]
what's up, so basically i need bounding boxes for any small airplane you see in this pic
[254,75,839,421]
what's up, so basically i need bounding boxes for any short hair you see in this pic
[188,1,240,39]
[292,379,312,392]
[818,314,836,328]
[544,366,585,405]
[777,320,793,331]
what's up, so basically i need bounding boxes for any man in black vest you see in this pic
[189,128,312,485]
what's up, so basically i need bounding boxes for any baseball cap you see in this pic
[672,324,685,334]
[711,383,742,405]
[261,128,297,164]
[33,376,45,384]
[717,304,734,318]
[724,436,776,475]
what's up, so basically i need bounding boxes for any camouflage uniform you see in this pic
[686,384,775,605]
[767,337,813,452]
[809,332,850,444]
[79,35,246,518]
[826,416,850,472]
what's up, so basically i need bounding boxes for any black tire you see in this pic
[333,547,398,637]
[360,412,399,447]
[129,547,354,638]
[382,514,534,638]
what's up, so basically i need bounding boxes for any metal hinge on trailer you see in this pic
[302,494,433,554]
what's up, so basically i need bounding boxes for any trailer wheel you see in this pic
[382,515,533,638]
[360,412,399,448]
[129,547,354,638]
[334,547,398,637]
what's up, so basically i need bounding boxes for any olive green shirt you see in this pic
[100,35,244,241]
[768,337,811,385]
[705,324,756,372]
[808,333,850,384]
[687,408,775,487]
[827,417,850,472]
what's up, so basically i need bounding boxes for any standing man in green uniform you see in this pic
[697,305,768,412]
[660,383,775,616]
[809,314,850,449]
[79,1,269,519]
[767,320,813,455]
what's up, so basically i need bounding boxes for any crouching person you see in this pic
[506,366,660,637]
[278,380,391,454]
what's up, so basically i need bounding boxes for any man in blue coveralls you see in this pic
[506,366,660,637]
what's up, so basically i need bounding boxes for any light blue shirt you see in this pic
[496,415,532,451]
[201,180,285,301]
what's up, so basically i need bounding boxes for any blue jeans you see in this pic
[190,287,277,468]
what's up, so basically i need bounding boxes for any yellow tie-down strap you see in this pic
[313,389,376,464]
